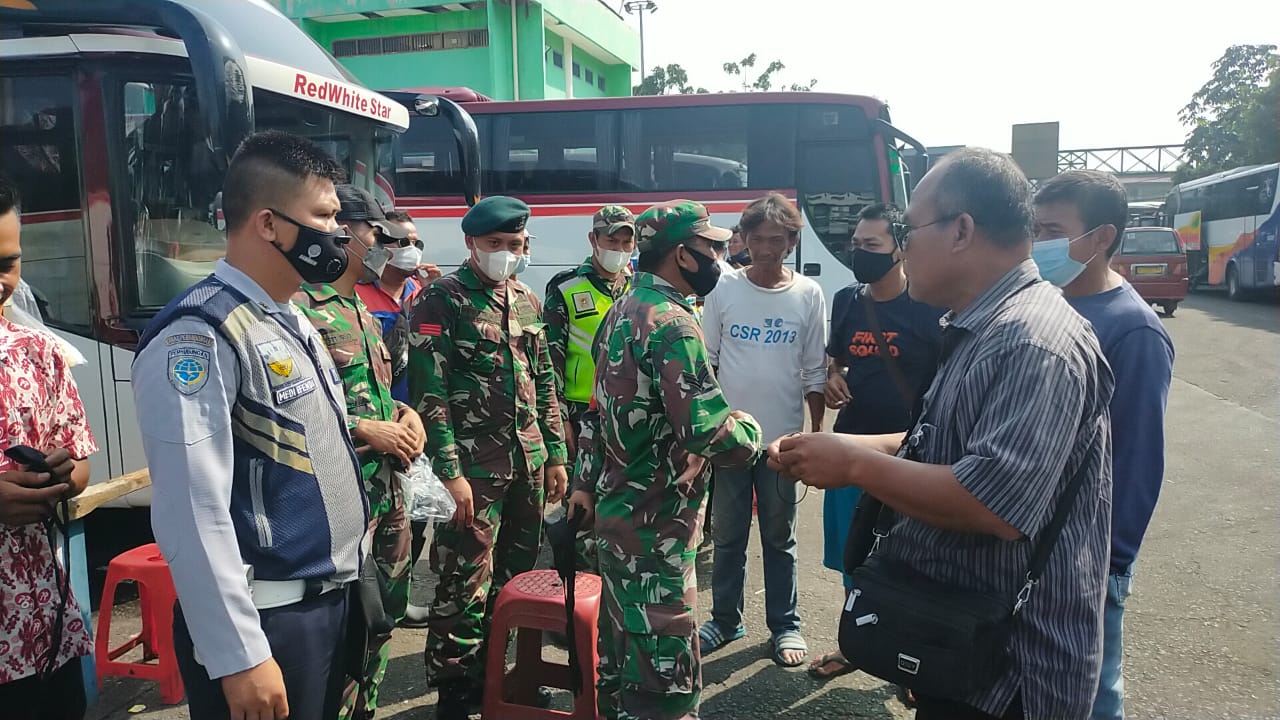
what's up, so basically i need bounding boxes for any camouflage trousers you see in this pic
[425,470,545,684]
[596,543,702,720]
[560,403,598,573]
[340,475,412,720]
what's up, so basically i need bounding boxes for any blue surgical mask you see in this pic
[513,253,531,276]
[1031,228,1099,288]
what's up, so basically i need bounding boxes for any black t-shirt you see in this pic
[826,283,946,434]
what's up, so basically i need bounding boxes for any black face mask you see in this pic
[269,209,350,284]
[729,250,752,267]
[851,247,899,284]
[679,245,722,297]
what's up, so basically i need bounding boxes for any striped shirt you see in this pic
[878,259,1115,720]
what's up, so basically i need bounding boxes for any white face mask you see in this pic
[474,248,519,281]
[351,240,391,280]
[596,248,631,274]
[513,253,531,275]
[388,244,423,271]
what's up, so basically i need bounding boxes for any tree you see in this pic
[1175,44,1279,183]
[633,54,815,96]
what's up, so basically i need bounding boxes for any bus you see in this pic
[1164,162,1280,300]
[379,89,929,305]
[0,0,480,506]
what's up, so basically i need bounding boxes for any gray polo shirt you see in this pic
[879,259,1114,719]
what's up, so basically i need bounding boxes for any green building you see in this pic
[269,0,640,100]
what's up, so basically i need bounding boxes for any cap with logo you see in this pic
[592,205,636,236]
[461,195,531,237]
[335,184,409,240]
[634,199,733,253]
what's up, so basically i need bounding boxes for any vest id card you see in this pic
[571,291,597,315]
[256,339,315,405]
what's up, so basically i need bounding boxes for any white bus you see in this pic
[378,88,929,308]
[1164,162,1280,300]
[0,0,480,506]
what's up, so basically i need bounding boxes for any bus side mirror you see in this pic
[413,96,440,117]
[803,263,821,277]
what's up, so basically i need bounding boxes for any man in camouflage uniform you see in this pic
[544,205,636,571]
[293,184,426,720]
[568,200,763,720]
[407,195,568,720]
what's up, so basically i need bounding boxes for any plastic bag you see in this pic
[399,455,456,524]
[3,282,88,367]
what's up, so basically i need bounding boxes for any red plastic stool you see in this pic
[95,543,184,704]
[482,569,602,720]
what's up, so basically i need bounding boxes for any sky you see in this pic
[614,0,1279,152]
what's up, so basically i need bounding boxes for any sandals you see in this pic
[697,620,745,654]
[807,650,855,680]
[771,630,809,668]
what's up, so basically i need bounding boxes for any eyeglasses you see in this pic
[896,214,960,249]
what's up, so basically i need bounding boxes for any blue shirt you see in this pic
[1068,281,1174,575]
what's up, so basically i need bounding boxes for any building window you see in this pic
[552,50,563,68]
[572,61,581,78]
[598,76,606,91]
[585,68,594,84]
[333,28,489,58]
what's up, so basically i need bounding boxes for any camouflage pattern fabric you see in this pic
[543,257,631,426]
[292,283,410,719]
[586,272,762,719]
[406,262,567,684]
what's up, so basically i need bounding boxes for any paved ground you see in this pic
[86,290,1278,719]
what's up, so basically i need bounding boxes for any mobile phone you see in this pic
[5,445,52,474]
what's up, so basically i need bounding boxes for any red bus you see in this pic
[379,89,928,305]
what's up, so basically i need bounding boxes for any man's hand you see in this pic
[767,432,861,489]
[562,420,578,461]
[676,454,708,486]
[544,464,568,505]
[220,657,289,720]
[418,263,443,282]
[395,407,426,455]
[0,469,67,527]
[824,372,852,409]
[443,476,474,528]
[352,419,418,466]
[567,490,595,527]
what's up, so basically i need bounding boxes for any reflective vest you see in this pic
[555,275,614,403]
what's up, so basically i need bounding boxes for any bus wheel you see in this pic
[1160,301,1178,317]
[1227,265,1244,301]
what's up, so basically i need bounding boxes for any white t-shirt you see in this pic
[702,268,828,445]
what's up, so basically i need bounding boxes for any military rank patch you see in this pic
[571,291,596,313]
[167,347,211,395]
[256,339,315,405]
[418,323,442,337]
[256,339,296,379]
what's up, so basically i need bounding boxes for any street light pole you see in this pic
[623,1,657,82]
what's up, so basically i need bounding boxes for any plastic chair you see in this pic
[95,543,184,704]
[482,569,602,720]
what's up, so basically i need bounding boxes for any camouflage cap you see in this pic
[461,195,530,236]
[592,205,636,236]
[634,199,733,253]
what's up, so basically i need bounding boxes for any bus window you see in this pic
[621,106,750,192]
[0,75,91,329]
[394,110,466,197]
[120,80,224,311]
[797,141,877,268]
[490,111,618,194]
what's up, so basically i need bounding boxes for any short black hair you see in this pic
[1034,170,1129,256]
[636,245,676,273]
[930,148,1034,249]
[384,209,413,223]
[221,130,346,232]
[0,173,19,217]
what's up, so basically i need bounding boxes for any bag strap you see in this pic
[860,288,915,413]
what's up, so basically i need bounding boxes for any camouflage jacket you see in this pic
[542,258,631,416]
[577,272,762,555]
[407,263,567,482]
[293,283,401,486]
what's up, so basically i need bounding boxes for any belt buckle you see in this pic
[303,578,326,600]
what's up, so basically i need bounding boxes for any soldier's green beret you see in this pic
[635,199,732,253]
[461,196,530,236]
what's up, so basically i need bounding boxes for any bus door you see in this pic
[1250,175,1277,287]
[795,105,878,276]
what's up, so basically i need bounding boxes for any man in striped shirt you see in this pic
[771,148,1114,720]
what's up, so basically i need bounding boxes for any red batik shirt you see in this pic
[0,317,97,683]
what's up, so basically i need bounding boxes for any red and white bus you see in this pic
[379,88,928,306]
[0,0,479,505]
